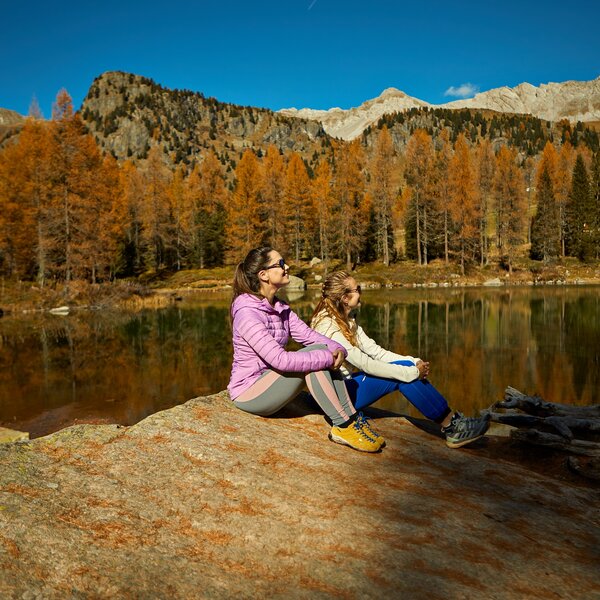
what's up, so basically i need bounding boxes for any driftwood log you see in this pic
[484,387,600,469]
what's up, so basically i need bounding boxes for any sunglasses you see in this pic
[264,258,287,271]
[346,285,362,294]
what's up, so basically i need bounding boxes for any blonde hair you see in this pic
[311,271,357,345]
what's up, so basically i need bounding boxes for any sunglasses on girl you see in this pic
[264,258,287,270]
[346,285,361,294]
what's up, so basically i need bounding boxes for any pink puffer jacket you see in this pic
[228,293,346,399]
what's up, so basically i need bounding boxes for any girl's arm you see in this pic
[315,317,419,382]
[235,307,334,373]
[355,325,418,365]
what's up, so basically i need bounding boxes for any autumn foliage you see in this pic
[2,89,600,285]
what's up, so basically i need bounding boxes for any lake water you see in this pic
[1,286,598,438]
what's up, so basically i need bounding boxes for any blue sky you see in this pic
[1,0,599,117]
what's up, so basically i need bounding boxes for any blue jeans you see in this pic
[345,360,451,423]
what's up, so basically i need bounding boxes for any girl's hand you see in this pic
[331,349,345,369]
[416,360,430,379]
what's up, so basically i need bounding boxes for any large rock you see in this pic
[0,392,598,598]
[286,274,306,291]
[0,428,28,443]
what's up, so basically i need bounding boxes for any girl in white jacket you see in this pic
[311,271,489,448]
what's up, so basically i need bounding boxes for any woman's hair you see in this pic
[311,271,357,344]
[232,246,274,300]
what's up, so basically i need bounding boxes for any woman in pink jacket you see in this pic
[228,247,382,452]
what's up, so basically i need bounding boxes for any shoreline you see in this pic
[2,260,600,315]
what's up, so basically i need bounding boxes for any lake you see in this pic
[1,286,598,438]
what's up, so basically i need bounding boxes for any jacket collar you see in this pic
[233,293,289,316]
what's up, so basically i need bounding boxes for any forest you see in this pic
[1,89,599,286]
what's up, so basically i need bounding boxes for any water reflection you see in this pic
[0,287,598,437]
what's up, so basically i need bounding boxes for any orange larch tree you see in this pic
[119,160,146,275]
[432,130,453,264]
[368,126,396,265]
[448,134,480,274]
[555,141,575,257]
[47,90,114,283]
[261,145,287,254]
[476,138,495,265]
[284,152,312,261]
[0,118,52,281]
[311,158,337,262]
[227,149,264,262]
[168,165,192,270]
[404,129,434,265]
[332,139,367,269]
[99,155,128,279]
[492,146,527,273]
[193,150,227,267]
[140,146,173,271]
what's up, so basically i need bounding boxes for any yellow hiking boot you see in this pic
[329,420,381,453]
[356,412,385,448]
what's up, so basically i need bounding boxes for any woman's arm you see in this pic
[288,310,347,357]
[235,308,334,373]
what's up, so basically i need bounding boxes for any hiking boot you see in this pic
[329,420,381,453]
[442,411,490,449]
[356,412,385,448]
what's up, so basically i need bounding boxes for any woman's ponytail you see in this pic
[231,247,273,300]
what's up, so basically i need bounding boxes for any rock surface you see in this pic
[1,392,598,599]
[0,428,28,444]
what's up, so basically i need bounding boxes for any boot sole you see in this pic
[328,432,381,453]
[446,433,486,449]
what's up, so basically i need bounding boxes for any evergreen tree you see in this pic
[592,152,600,259]
[530,167,559,261]
[565,154,593,260]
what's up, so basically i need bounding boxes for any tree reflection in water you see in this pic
[1,287,598,438]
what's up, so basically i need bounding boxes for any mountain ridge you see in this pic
[2,73,599,162]
[280,76,600,140]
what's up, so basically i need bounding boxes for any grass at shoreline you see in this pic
[1,257,599,314]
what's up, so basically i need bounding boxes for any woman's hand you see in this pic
[416,359,430,379]
[331,349,345,370]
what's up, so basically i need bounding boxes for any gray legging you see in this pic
[233,344,356,427]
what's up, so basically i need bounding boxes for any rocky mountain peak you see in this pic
[280,87,429,140]
[0,108,25,126]
[79,71,329,166]
[280,76,600,140]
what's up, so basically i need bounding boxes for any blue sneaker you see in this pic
[442,412,489,448]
